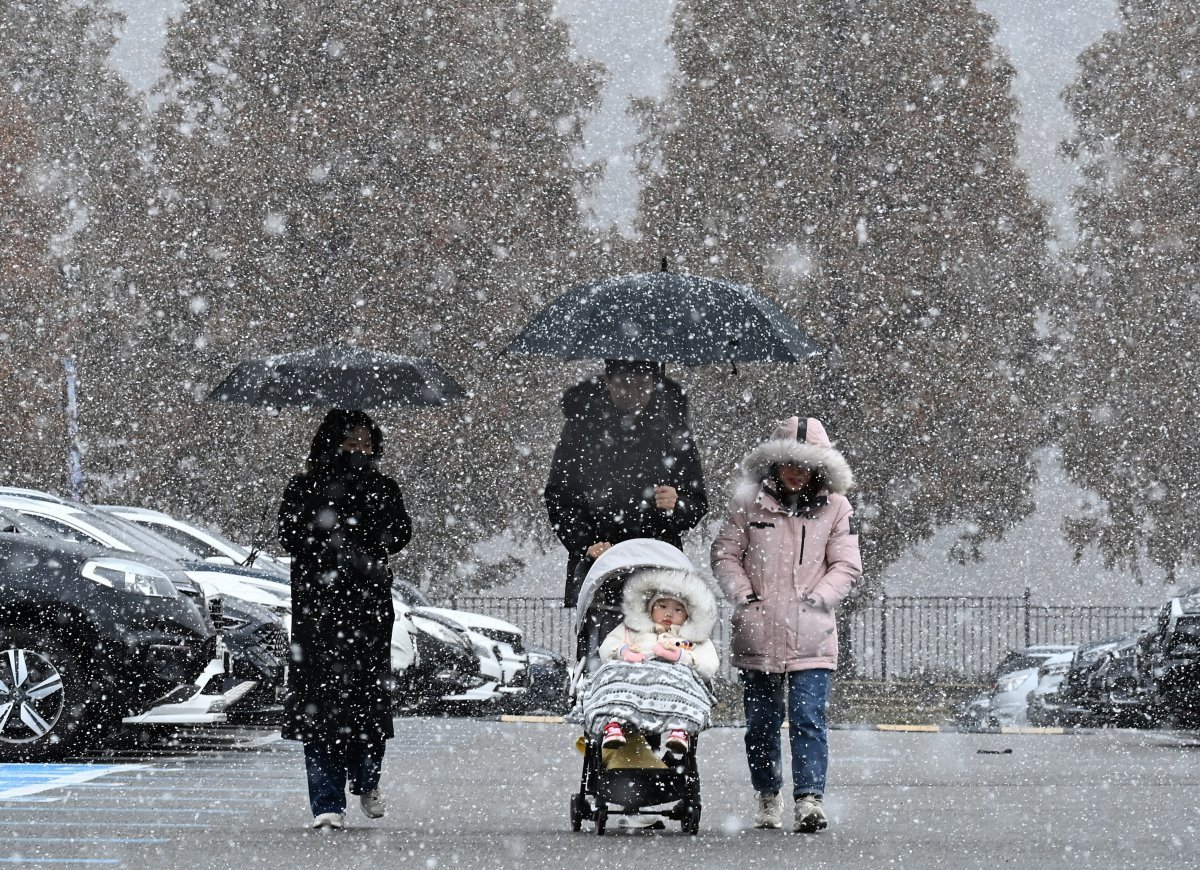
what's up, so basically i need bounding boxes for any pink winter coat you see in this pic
[711,417,862,673]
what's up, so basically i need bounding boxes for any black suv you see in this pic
[0,532,215,759]
[1137,589,1200,726]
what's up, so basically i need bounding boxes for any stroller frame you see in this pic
[567,540,708,836]
[571,728,701,835]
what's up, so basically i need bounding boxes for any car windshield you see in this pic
[996,652,1053,674]
[0,507,61,537]
[393,579,433,608]
[73,508,202,562]
[130,519,231,560]
[1165,616,1200,655]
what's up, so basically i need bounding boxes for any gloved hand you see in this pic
[619,644,646,663]
[652,643,683,663]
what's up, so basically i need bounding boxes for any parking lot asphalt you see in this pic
[3,719,1199,870]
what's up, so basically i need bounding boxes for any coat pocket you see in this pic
[730,601,767,659]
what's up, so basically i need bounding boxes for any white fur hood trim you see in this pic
[620,567,718,643]
[738,416,854,495]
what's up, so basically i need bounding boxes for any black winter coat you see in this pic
[544,376,707,606]
[278,455,412,745]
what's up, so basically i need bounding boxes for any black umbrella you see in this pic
[206,343,466,409]
[503,270,821,365]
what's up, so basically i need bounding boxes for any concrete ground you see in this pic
[3,718,1199,869]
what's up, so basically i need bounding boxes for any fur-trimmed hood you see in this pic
[738,416,854,495]
[620,567,718,643]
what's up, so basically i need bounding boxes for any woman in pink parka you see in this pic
[711,416,861,834]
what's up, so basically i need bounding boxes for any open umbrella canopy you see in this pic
[503,271,821,365]
[206,343,466,409]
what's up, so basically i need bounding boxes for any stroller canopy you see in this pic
[572,539,697,635]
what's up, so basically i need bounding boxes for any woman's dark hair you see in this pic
[306,409,383,471]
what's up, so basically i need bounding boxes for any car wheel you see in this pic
[0,628,105,761]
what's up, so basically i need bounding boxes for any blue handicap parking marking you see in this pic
[0,763,139,799]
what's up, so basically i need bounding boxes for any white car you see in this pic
[0,494,291,617]
[981,645,1078,728]
[392,579,529,705]
[99,504,292,580]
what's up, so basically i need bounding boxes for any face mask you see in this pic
[339,451,375,470]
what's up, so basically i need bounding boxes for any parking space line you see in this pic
[7,837,169,845]
[0,764,143,799]
[3,805,247,815]
[52,793,281,803]
[0,860,120,865]
[8,820,212,829]
[72,784,298,793]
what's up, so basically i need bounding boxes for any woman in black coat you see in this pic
[278,409,411,829]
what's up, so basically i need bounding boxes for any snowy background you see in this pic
[25,0,1198,605]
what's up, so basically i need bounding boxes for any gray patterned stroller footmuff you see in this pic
[572,660,716,737]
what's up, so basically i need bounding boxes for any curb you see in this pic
[499,714,567,724]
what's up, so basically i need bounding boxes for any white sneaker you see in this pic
[359,788,385,819]
[753,791,783,829]
[310,812,345,830]
[793,794,828,833]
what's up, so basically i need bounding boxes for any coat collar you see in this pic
[755,485,830,518]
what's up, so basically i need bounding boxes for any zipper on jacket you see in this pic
[799,526,806,564]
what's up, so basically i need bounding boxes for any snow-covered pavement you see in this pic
[2,719,1197,868]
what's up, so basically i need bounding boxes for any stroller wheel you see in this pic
[595,800,608,836]
[680,802,701,835]
[569,794,584,832]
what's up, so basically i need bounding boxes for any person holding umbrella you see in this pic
[278,409,412,830]
[544,359,708,608]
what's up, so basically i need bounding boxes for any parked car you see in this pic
[392,603,494,712]
[0,532,217,759]
[1048,633,1158,728]
[1025,650,1080,726]
[1138,589,1200,727]
[524,644,570,714]
[99,504,291,580]
[956,644,1077,729]
[0,492,290,720]
[392,579,530,708]
[103,503,504,715]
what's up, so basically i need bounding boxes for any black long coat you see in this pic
[278,455,411,746]
[544,375,707,606]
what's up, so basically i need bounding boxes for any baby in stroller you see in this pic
[569,539,719,834]
[595,566,720,755]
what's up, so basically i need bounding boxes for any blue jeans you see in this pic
[303,740,386,816]
[741,669,831,799]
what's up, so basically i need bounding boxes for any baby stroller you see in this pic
[568,539,709,836]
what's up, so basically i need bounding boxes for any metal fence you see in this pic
[444,592,1159,682]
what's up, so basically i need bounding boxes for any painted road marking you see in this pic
[8,820,212,830]
[0,859,119,864]
[0,765,142,799]
[7,838,169,845]
[500,714,566,723]
[3,805,246,815]
[0,860,119,866]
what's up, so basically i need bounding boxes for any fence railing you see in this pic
[444,592,1158,682]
